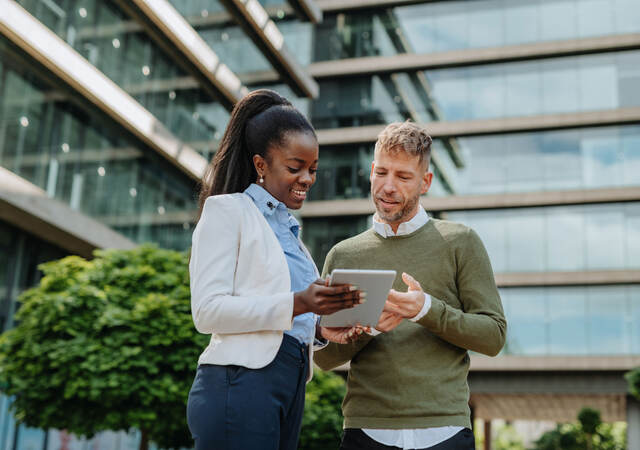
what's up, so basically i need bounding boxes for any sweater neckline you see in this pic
[370,219,434,241]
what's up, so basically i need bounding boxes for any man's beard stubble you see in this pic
[375,192,420,224]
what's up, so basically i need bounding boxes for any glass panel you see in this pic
[546,208,584,272]
[502,288,547,355]
[15,0,229,153]
[312,51,640,127]
[447,202,640,272]
[631,286,640,354]
[548,287,587,355]
[0,36,197,251]
[14,425,46,450]
[588,286,627,354]
[501,285,640,356]
[313,0,640,61]
[440,125,640,197]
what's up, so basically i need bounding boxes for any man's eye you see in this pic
[376,171,386,175]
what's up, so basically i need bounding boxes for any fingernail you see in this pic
[357,329,363,334]
[359,298,367,304]
[349,285,358,291]
[359,292,367,298]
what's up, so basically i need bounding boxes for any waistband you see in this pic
[282,333,308,353]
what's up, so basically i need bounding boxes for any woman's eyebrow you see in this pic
[287,157,317,164]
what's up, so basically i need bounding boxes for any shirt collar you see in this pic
[372,205,429,238]
[244,183,300,232]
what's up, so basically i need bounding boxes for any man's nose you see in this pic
[382,179,397,193]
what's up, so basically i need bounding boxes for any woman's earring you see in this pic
[259,176,264,184]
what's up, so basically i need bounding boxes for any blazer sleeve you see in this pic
[189,196,294,334]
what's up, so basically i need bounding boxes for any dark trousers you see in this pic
[340,428,476,450]
[187,335,309,450]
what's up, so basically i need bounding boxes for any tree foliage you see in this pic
[626,367,640,401]
[0,245,208,449]
[532,407,626,450]
[299,370,346,450]
[494,424,525,450]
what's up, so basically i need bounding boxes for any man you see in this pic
[314,121,506,450]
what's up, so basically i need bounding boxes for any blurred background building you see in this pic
[0,0,639,448]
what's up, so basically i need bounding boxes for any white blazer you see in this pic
[189,193,317,380]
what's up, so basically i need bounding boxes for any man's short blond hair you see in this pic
[374,121,433,168]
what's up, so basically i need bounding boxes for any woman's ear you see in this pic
[253,154,266,179]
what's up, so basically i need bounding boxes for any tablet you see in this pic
[319,269,397,328]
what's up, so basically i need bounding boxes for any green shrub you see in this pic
[532,407,626,450]
[299,370,346,450]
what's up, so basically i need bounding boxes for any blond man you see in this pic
[314,121,506,450]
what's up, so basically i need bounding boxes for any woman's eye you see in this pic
[287,167,299,173]
[310,168,317,174]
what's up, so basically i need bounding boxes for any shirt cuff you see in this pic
[366,328,382,336]
[409,293,431,322]
[313,315,329,349]
[313,337,329,350]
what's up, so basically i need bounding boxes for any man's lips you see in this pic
[376,197,400,207]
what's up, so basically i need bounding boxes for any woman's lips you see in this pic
[292,189,307,201]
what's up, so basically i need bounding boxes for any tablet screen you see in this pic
[320,269,397,328]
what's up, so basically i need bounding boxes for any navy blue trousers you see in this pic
[187,335,309,450]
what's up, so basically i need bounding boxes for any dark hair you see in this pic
[197,89,316,218]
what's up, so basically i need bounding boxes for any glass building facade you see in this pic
[311,50,640,127]
[313,0,640,60]
[1,0,640,447]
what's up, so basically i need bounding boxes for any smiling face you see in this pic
[370,148,433,230]
[253,131,319,209]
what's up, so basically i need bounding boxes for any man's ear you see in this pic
[421,171,433,195]
[370,161,375,182]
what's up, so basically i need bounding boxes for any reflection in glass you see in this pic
[441,125,640,196]
[314,0,640,61]
[15,0,229,154]
[0,37,197,251]
[548,288,587,355]
[447,203,640,273]
[312,51,640,127]
[501,285,640,356]
[501,288,547,355]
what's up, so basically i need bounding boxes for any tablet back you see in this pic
[320,269,397,327]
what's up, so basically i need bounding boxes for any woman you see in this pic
[187,89,364,450]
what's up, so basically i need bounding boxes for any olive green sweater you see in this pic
[314,219,506,430]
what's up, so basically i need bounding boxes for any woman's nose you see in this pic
[300,171,313,184]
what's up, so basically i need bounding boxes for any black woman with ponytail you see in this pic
[187,89,366,450]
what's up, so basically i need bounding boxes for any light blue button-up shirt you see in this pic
[244,184,317,345]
